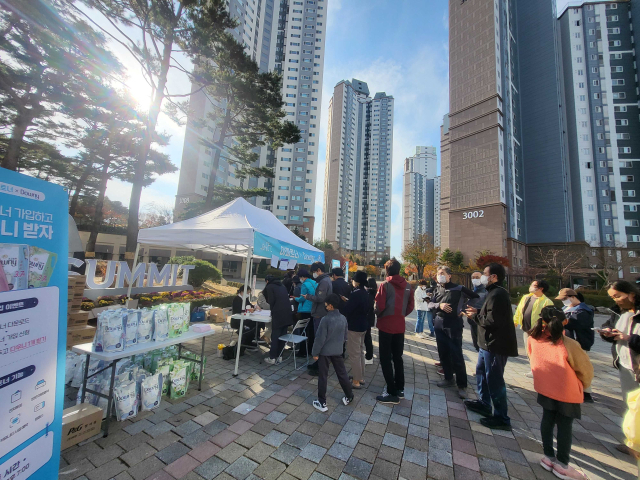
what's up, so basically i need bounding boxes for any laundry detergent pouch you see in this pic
[100,310,126,352]
[114,381,138,421]
[138,309,154,344]
[168,303,185,338]
[0,243,29,291]
[153,307,169,341]
[181,303,191,332]
[28,246,57,288]
[156,364,171,395]
[125,310,140,347]
[170,366,188,399]
[141,373,163,411]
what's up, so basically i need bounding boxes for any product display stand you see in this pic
[72,328,216,436]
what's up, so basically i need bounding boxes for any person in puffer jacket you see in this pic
[374,258,414,405]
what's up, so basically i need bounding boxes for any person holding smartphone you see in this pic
[602,280,640,456]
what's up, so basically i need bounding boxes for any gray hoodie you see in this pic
[311,309,348,357]
[307,273,332,318]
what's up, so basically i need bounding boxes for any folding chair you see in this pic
[278,318,310,370]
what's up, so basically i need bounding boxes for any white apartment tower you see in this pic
[402,146,439,250]
[322,79,394,263]
[174,0,328,241]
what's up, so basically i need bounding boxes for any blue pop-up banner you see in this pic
[0,168,68,479]
[253,231,324,264]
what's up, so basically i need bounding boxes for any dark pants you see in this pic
[307,317,323,370]
[541,408,574,466]
[364,327,373,360]
[378,331,404,396]
[467,317,479,351]
[270,326,289,360]
[476,348,509,424]
[435,329,467,388]
[317,355,353,404]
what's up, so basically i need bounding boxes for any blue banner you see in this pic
[253,231,324,264]
[0,168,68,479]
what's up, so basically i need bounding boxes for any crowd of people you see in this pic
[232,259,640,480]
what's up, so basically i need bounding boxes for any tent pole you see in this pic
[127,243,141,300]
[234,247,253,376]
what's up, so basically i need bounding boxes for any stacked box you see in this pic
[67,275,86,310]
[68,310,90,327]
[67,325,96,347]
[67,275,90,348]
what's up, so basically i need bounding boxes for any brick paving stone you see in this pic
[286,431,312,449]
[285,456,317,480]
[364,421,387,436]
[430,435,452,452]
[381,432,405,450]
[276,419,301,435]
[211,430,239,448]
[336,430,360,448]
[225,456,258,480]
[453,450,480,471]
[307,412,328,425]
[89,444,125,467]
[358,431,383,450]
[266,411,289,425]
[193,412,218,426]
[271,444,301,465]
[229,420,254,436]
[148,431,181,451]
[252,457,287,480]
[59,458,95,479]
[308,473,333,480]
[236,431,263,449]
[453,464,482,480]
[316,456,346,479]
[250,420,275,436]
[327,443,353,462]
[85,459,127,480]
[156,441,191,465]
[189,442,221,463]
[245,442,276,463]
[126,456,166,480]
[299,444,327,463]
[194,456,229,480]
[320,421,343,436]
[121,444,157,467]
[124,420,155,436]
[343,457,373,480]
[428,461,454,480]
[202,420,227,437]
[371,458,399,479]
[164,454,200,479]
[181,428,212,448]
[428,448,453,468]
[403,447,428,467]
[243,410,266,424]
[216,443,248,464]
[262,430,289,447]
[145,421,175,438]
[377,445,402,465]
[144,470,174,480]
[477,457,508,478]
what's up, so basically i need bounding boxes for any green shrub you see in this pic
[169,256,222,288]
[189,295,236,312]
[263,267,284,278]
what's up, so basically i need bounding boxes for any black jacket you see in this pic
[282,276,294,295]
[367,288,376,327]
[563,303,595,351]
[601,302,640,381]
[473,283,518,357]
[263,280,294,329]
[341,287,370,332]
[428,282,479,333]
[332,277,352,311]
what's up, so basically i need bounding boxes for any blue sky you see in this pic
[104,0,568,259]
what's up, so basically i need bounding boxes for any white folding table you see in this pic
[229,312,271,376]
[72,327,216,436]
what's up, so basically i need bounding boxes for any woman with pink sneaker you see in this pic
[528,306,594,480]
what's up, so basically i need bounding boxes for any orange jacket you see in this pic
[527,333,594,404]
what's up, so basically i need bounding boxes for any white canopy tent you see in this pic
[135,198,325,374]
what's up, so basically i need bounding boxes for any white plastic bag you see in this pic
[141,373,163,411]
[114,381,138,421]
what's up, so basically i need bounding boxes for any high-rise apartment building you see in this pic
[174,0,328,241]
[558,1,640,251]
[322,79,394,263]
[402,147,439,250]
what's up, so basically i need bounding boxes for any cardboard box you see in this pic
[68,297,82,310]
[68,310,89,327]
[61,403,103,450]
[207,308,226,323]
[67,325,95,347]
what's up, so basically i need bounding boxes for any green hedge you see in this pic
[169,256,222,287]
[189,295,236,312]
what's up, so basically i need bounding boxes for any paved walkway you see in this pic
[59,312,637,480]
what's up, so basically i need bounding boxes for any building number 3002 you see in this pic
[463,210,485,220]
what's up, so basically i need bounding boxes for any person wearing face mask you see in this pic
[557,289,595,403]
[513,280,554,376]
[428,266,479,399]
[414,280,433,338]
[465,271,489,351]
[601,281,640,456]
[465,263,518,431]
[341,271,370,388]
[303,261,333,375]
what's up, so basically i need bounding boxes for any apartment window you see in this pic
[589,29,596,35]
[615,106,628,112]
[601,175,608,182]
[589,42,596,48]
[620,147,632,154]
[588,204,595,212]
[607,3,618,8]
[606,234,614,241]
[626,220,640,227]
[618,133,631,140]
[579,95,586,101]
[575,32,581,38]
[589,219,596,226]
[625,176,635,182]
[632,267,640,274]
[605,219,613,227]
[623,190,636,197]
[612,67,624,73]
[602,189,610,197]
[613,92,626,99]
[593,80,600,86]
[617,119,629,126]
[611,53,623,60]
[607,15,619,21]
[630,251,638,258]
[595,106,602,113]
[625,205,639,212]
[622,161,634,168]
[276,205,287,210]
[600,161,607,168]
[608,28,621,34]
[613,79,626,86]
[276,215,287,220]
[604,204,611,211]
[629,235,640,242]
[591,67,598,73]
[277,195,288,200]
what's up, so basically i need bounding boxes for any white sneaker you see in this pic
[365,358,373,365]
[313,400,328,412]
[264,357,279,365]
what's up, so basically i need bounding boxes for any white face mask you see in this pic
[480,275,489,286]
[562,298,573,307]
[313,272,319,279]
[471,279,481,287]
[529,286,538,293]
[437,275,447,284]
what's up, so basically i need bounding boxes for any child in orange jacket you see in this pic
[527,306,593,480]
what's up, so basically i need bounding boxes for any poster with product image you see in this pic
[0,169,68,479]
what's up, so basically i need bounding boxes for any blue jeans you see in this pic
[476,348,510,424]
[426,310,435,335]
[415,310,426,333]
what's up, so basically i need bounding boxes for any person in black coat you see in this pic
[332,267,352,311]
[263,275,294,364]
[365,277,377,363]
[341,271,370,387]
[282,271,295,295]
[465,263,518,431]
